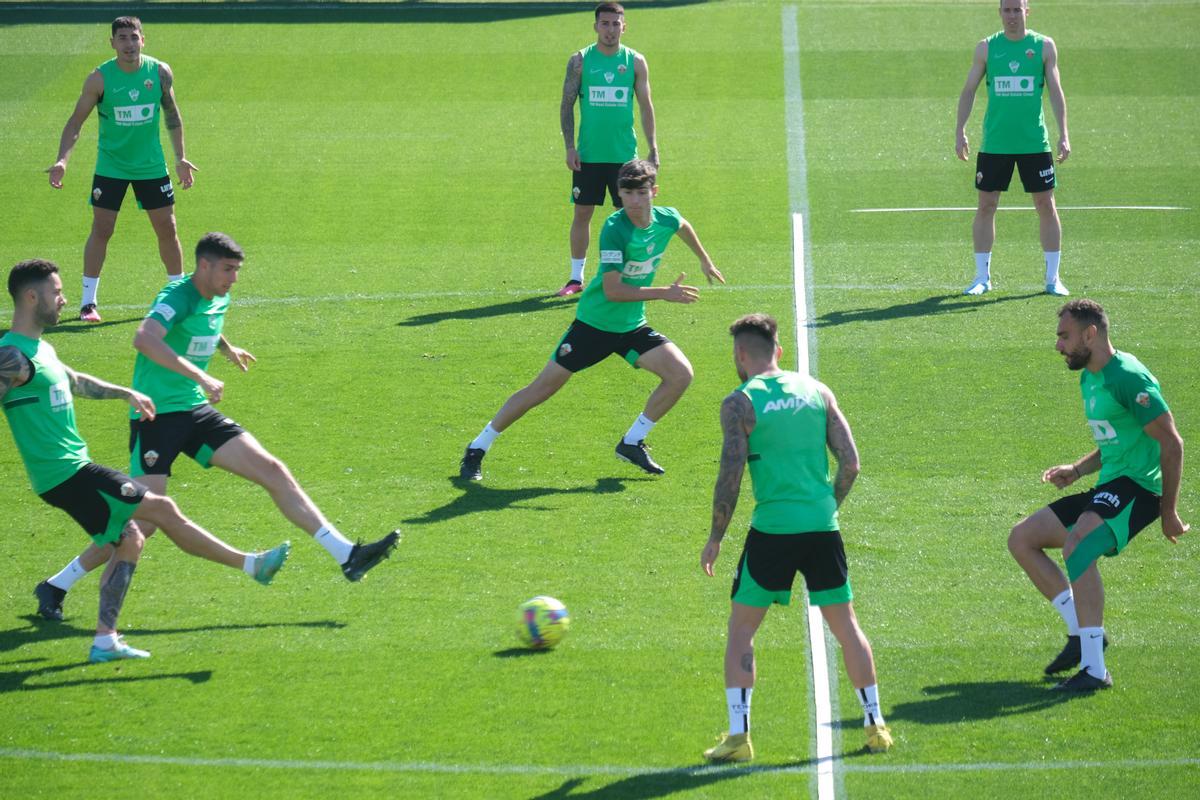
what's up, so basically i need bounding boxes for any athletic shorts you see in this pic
[552,318,669,373]
[975,152,1055,193]
[731,528,853,608]
[571,162,623,207]
[1049,475,1161,556]
[90,173,175,211]
[38,463,146,546]
[129,404,245,477]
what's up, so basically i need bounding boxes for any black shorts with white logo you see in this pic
[39,463,146,545]
[571,162,624,207]
[974,152,1055,193]
[129,404,245,477]
[552,318,670,373]
[1049,475,1161,547]
[91,173,175,211]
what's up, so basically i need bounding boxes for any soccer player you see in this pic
[2,259,289,661]
[955,0,1071,297]
[1008,300,1187,691]
[557,2,658,297]
[46,16,198,322]
[461,159,722,480]
[700,314,892,762]
[34,233,400,621]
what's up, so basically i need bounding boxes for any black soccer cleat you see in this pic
[459,447,485,481]
[1045,633,1109,675]
[34,580,67,621]
[341,530,401,582]
[1051,668,1113,692]
[615,439,665,475]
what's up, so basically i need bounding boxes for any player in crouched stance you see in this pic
[700,314,892,762]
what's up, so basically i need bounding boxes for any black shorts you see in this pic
[571,162,623,207]
[1049,475,1161,552]
[38,463,146,545]
[552,319,669,373]
[129,404,245,477]
[975,152,1056,193]
[731,528,852,607]
[91,173,175,211]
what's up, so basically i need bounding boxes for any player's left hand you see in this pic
[647,147,660,169]
[176,158,199,189]
[223,345,256,372]
[701,538,721,576]
[128,391,156,421]
[1162,511,1189,544]
[701,260,725,286]
[1057,137,1071,164]
[1041,463,1078,489]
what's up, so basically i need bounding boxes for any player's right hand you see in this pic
[565,147,581,171]
[128,391,156,421]
[200,375,224,404]
[664,273,699,304]
[1041,464,1078,489]
[1162,511,1189,544]
[955,131,970,162]
[46,162,66,189]
[701,539,721,577]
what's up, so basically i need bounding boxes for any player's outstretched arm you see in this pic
[955,40,988,161]
[0,345,33,402]
[159,63,198,189]
[703,391,755,576]
[65,367,156,420]
[1041,448,1100,489]
[134,318,224,403]
[217,335,256,372]
[633,53,658,167]
[821,385,860,506]
[561,52,583,170]
[1042,38,1070,163]
[46,71,103,188]
[675,220,724,285]
[1144,411,1188,542]
[600,269,697,304]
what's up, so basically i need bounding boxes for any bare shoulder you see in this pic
[159,61,175,84]
[566,50,582,70]
[720,390,755,432]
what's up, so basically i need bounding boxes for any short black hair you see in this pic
[595,3,624,19]
[729,313,779,357]
[111,16,142,35]
[618,159,656,190]
[8,259,59,302]
[1059,298,1108,333]
[195,232,245,263]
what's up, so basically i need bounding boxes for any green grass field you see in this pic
[1,1,1197,797]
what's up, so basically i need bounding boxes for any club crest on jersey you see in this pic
[604,71,615,84]
[1025,48,1035,59]
[646,242,655,255]
[144,78,153,90]
[144,450,159,468]
[128,89,140,101]
[1008,60,1020,74]
[120,482,138,498]
[617,64,627,75]
[558,343,573,358]
[1136,391,1150,407]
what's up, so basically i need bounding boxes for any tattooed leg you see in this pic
[97,561,136,634]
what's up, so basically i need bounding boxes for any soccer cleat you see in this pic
[616,439,665,475]
[1045,633,1108,675]
[865,724,894,753]
[34,580,67,621]
[342,530,401,582]
[702,732,753,764]
[1045,278,1070,296]
[79,304,102,322]
[963,279,992,296]
[556,280,583,297]
[88,636,150,663]
[1052,668,1113,692]
[253,541,291,586]
[459,447,485,481]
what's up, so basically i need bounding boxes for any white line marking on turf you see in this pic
[851,206,1190,213]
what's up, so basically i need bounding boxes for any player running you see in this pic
[557,2,658,297]
[461,159,722,480]
[33,234,399,622]
[3,259,289,661]
[1008,300,1187,691]
[47,16,198,322]
[700,314,892,762]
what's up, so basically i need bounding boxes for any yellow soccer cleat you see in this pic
[865,724,893,753]
[702,732,754,764]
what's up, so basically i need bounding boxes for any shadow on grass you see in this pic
[405,475,648,524]
[888,679,1075,723]
[813,292,1043,328]
[396,293,573,327]
[1,316,141,338]
[0,660,212,693]
[492,647,555,658]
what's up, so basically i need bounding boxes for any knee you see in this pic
[118,525,145,556]
[665,358,694,390]
[262,457,297,492]
[90,218,116,239]
[1032,194,1057,215]
[1007,523,1026,555]
[977,196,1000,215]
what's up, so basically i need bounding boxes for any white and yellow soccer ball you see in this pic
[516,596,570,649]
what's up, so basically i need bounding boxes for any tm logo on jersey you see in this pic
[186,335,219,358]
[1087,418,1118,443]
[49,381,72,411]
[589,86,629,107]
[993,75,1035,96]
[622,255,662,278]
[762,396,815,414]
[114,103,155,125]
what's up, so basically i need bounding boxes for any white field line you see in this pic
[851,206,1189,213]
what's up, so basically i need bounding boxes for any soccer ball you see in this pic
[515,596,570,649]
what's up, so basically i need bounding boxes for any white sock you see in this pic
[166,273,183,283]
[315,524,355,565]
[47,557,88,591]
[973,252,991,282]
[726,687,752,735]
[1079,626,1106,679]
[470,423,501,452]
[858,684,885,727]
[93,632,119,650]
[81,276,100,307]
[1052,588,1079,636]
[623,413,656,446]
[569,258,585,283]
[1044,251,1061,284]
[242,554,257,576]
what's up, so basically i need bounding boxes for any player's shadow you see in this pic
[492,647,557,658]
[0,658,212,693]
[396,294,574,327]
[43,317,143,334]
[405,476,648,524]
[813,292,1042,328]
[887,679,1074,724]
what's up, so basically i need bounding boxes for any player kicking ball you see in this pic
[33,233,399,622]
[460,159,723,480]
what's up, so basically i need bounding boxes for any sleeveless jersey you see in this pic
[95,55,167,179]
[131,277,229,417]
[1,332,90,494]
[738,371,838,534]
[577,44,638,163]
[1080,351,1169,495]
[576,206,681,333]
[982,31,1050,154]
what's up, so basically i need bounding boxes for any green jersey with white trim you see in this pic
[131,277,229,417]
[1080,351,1169,494]
[95,55,168,179]
[982,31,1050,154]
[577,44,638,163]
[0,331,90,494]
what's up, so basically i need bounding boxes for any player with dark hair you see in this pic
[47,16,199,322]
[700,313,892,761]
[461,159,722,480]
[3,259,289,660]
[1008,299,1187,690]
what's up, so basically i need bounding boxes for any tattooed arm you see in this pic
[0,346,33,403]
[159,62,198,189]
[702,391,756,576]
[65,367,156,420]
[561,52,583,169]
[820,384,860,506]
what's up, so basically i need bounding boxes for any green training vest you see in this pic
[95,55,168,179]
[577,44,638,163]
[982,31,1050,154]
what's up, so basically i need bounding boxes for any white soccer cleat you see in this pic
[1045,278,1070,296]
[963,279,992,296]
